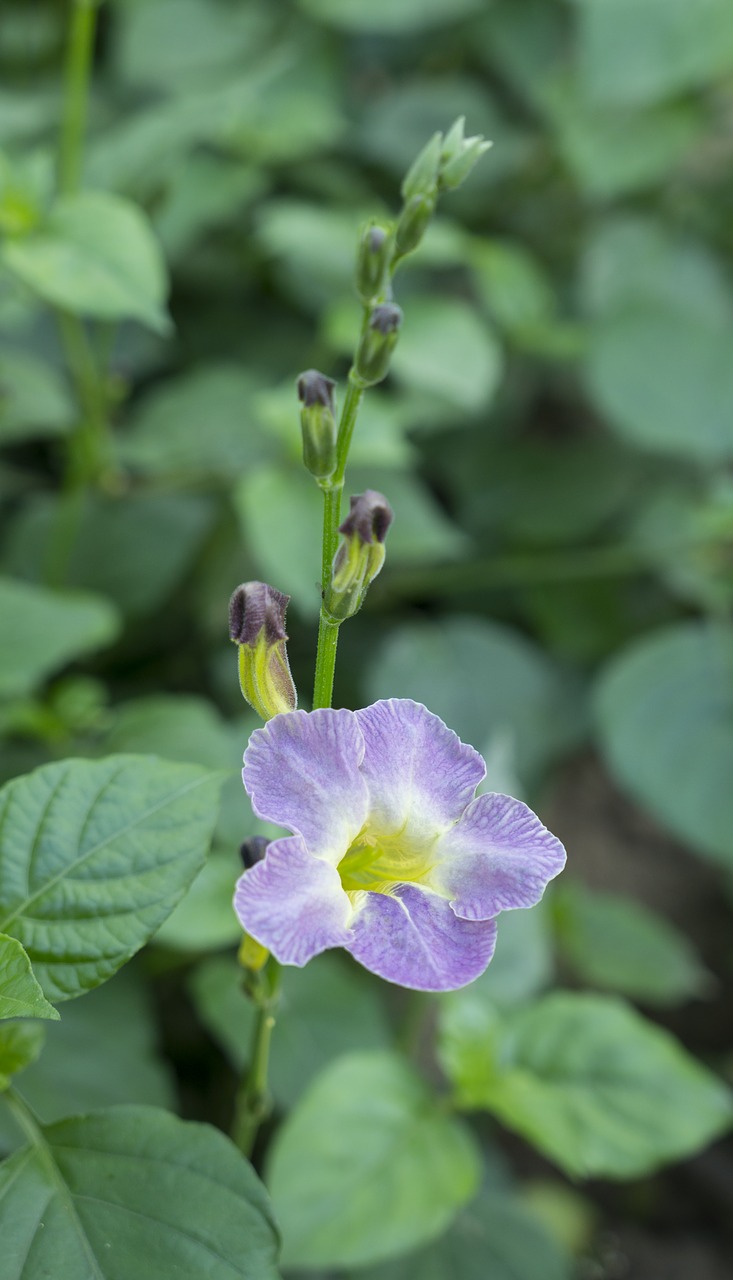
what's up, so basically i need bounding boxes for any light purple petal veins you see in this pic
[234,698,567,991]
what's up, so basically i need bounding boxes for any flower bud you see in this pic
[395,192,435,257]
[354,303,403,387]
[438,116,492,191]
[297,369,337,482]
[355,221,393,303]
[401,130,442,202]
[324,490,394,621]
[229,582,297,721]
[239,835,269,870]
[238,932,270,973]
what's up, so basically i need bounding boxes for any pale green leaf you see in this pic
[0,577,119,700]
[0,1022,45,1091]
[2,191,170,333]
[295,0,483,33]
[0,935,58,1023]
[440,992,733,1178]
[268,1050,480,1268]
[391,298,503,412]
[0,349,74,444]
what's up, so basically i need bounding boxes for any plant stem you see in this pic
[59,0,97,197]
[233,961,281,1158]
[2,1087,43,1149]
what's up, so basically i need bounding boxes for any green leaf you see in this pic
[154,849,242,951]
[268,1050,480,1268]
[574,0,733,107]
[0,349,74,444]
[554,883,710,1005]
[594,623,733,868]
[440,992,733,1178]
[115,0,272,90]
[119,364,267,480]
[0,1022,45,1091]
[0,577,119,700]
[448,903,553,1015]
[190,954,391,1109]
[0,967,174,1152]
[0,935,58,1022]
[5,492,215,617]
[0,756,221,1002]
[0,1103,281,1279]
[367,617,578,788]
[361,1188,572,1280]
[295,0,483,33]
[391,298,503,413]
[2,191,170,333]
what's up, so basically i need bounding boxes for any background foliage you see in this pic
[1,0,733,1276]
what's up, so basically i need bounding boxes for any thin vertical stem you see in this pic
[233,960,281,1158]
[59,0,97,197]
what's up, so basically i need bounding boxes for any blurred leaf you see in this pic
[0,576,119,700]
[630,480,733,611]
[2,192,170,334]
[295,0,483,33]
[119,364,267,480]
[5,492,215,616]
[114,0,274,89]
[0,1022,45,1091]
[0,968,174,1153]
[102,695,245,770]
[360,1188,572,1280]
[0,1104,281,1279]
[440,992,733,1178]
[447,902,553,1016]
[155,155,266,260]
[267,1050,480,1268]
[154,849,242,951]
[595,623,733,868]
[256,383,414,469]
[574,0,733,107]
[234,464,321,616]
[0,756,221,1002]
[391,298,503,413]
[351,464,469,564]
[367,617,578,788]
[470,240,555,340]
[0,935,58,1022]
[255,200,368,310]
[554,882,710,1004]
[190,953,391,1108]
[0,349,74,443]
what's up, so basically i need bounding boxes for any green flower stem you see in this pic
[312,369,368,711]
[233,960,281,1159]
[59,0,98,198]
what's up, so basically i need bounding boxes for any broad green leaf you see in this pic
[0,349,74,443]
[115,0,273,89]
[0,1104,281,1279]
[440,992,733,1178]
[0,1022,45,1090]
[594,623,733,868]
[575,0,733,107]
[0,577,119,700]
[268,1050,480,1268]
[391,298,503,413]
[361,1189,572,1280]
[5,492,215,617]
[119,364,267,479]
[154,849,242,951]
[2,191,170,333]
[367,617,578,787]
[0,935,58,1022]
[0,755,221,1001]
[0,968,173,1153]
[190,954,391,1109]
[554,883,709,1005]
[295,0,483,33]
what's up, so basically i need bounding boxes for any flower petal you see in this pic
[243,708,369,862]
[434,792,566,920]
[354,699,485,840]
[346,884,497,991]
[233,835,354,966]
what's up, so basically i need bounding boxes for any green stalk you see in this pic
[58,0,97,198]
[233,960,281,1158]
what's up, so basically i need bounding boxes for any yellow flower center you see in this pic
[338,824,436,896]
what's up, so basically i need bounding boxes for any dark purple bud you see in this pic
[229,581,290,648]
[239,835,269,870]
[339,490,394,545]
[370,303,403,337]
[297,369,336,414]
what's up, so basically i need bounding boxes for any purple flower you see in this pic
[233,699,566,992]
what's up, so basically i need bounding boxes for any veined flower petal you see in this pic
[433,791,566,921]
[234,835,354,966]
[243,707,369,863]
[346,884,497,991]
